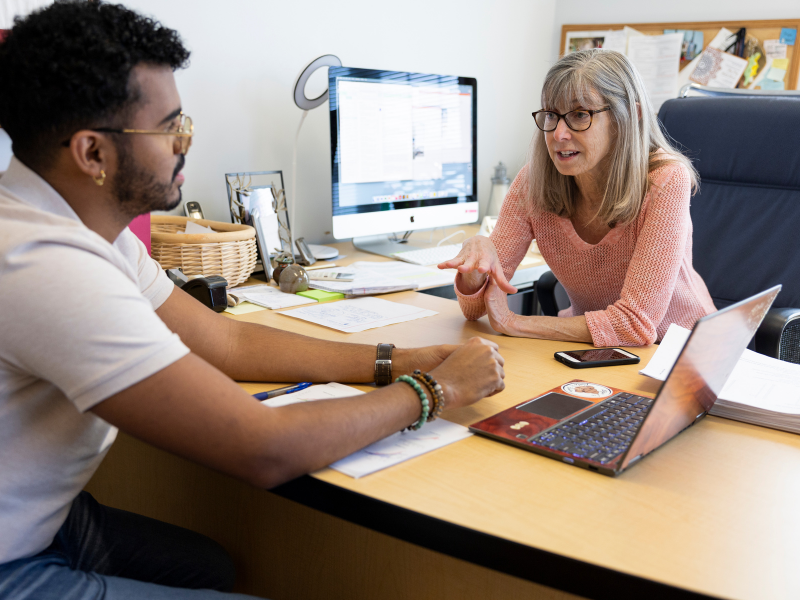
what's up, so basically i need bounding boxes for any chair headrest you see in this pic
[659,97,800,189]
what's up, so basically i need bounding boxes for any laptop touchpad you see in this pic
[517,393,593,420]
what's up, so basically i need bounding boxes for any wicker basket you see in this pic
[150,216,257,288]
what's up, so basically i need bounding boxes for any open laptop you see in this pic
[470,286,781,476]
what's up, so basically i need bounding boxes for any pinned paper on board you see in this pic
[779,28,796,46]
[689,47,748,88]
[764,40,788,59]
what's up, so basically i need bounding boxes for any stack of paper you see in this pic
[307,265,418,296]
[279,296,437,333]
[229,284,316,310]
[640,324,800,434]
[349,261,456,288]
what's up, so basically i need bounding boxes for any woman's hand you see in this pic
[430,337,505,408]
[438,236,517,296]
[485,279,521,336]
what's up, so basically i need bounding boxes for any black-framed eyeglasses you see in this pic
[532,107,610,132]
[60,112,194,155]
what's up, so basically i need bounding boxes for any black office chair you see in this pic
[536,94,800,363]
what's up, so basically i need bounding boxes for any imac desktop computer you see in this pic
[328,66,478,262]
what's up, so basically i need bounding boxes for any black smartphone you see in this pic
[554,348,640,369]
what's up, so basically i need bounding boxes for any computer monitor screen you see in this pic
[329,67,478,240]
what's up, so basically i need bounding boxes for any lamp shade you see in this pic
[293,54,342,110]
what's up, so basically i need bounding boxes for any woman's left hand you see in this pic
[485,279,520,336]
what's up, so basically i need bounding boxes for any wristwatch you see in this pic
[374,343,396,386]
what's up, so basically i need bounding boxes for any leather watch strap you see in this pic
[374,343,395,386]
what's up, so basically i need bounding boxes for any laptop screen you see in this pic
[619,285,781,471]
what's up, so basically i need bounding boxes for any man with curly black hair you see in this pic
[0,2,506,599]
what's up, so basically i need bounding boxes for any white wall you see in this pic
[113,0,554,242]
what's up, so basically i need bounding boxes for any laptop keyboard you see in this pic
[530,394,655,465]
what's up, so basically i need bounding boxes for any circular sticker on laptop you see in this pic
[561,382,613,399]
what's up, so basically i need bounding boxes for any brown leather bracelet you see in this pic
[374,343,395,386]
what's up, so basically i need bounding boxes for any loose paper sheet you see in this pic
[279,297,437,333]
[179,221,214,235]
[259,385,472,478]
[627,33,683,112]
[638,323,692,380]
[260,382,364,407]
[329,420,472,479]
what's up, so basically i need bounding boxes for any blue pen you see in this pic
[253,382,312,401]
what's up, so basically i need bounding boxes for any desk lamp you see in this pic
[291,54,342,259]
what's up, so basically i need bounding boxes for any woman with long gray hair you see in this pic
[439,49,715,347]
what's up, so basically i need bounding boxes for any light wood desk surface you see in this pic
[86,241,800,600]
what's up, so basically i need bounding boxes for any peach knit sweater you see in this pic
[456,161,716,347]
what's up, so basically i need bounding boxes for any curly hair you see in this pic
[0,0,190,169]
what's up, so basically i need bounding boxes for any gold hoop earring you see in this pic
[93,170,106,187]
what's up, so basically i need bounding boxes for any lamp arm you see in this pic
[291,110,309,248]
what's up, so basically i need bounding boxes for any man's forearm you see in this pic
[220,320,381,382]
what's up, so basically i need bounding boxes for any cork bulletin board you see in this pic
[561,19,800,91]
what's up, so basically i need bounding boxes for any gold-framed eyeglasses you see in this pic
[532,107,609,132]
[62,112,194,154]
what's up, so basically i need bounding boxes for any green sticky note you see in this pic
[297,289,344,302]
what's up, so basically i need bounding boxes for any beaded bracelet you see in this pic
[411,372,443,422]
[395,375,429,430]
[413,370,445,421]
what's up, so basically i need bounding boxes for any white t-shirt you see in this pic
[0,157,190,563]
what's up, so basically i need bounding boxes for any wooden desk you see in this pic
[86,290,800,600]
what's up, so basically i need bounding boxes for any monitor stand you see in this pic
[352,234,423,259]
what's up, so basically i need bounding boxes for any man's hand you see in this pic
[393,344,458,379]
[430,337,505,408]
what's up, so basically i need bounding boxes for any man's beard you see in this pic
[112,140,184,217]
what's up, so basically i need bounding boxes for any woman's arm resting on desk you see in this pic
[156,286,455,383]
[91,338,505,489]
[484,280,592,343]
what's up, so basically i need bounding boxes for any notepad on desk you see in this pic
[641,323,800,434]
[227,284,317,311]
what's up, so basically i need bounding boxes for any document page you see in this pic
[279,297,437,333]
[329,420,472,479]
[627,32,684,111]
[638,323,692,380]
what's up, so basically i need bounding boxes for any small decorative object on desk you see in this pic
[272,252,294,285]
[279,264,309,294]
